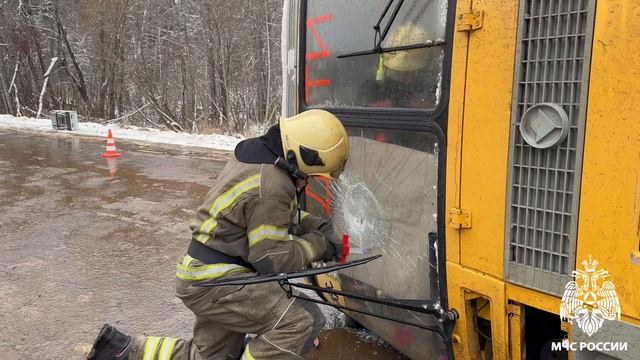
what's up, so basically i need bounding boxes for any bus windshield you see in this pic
[304,0,448,110]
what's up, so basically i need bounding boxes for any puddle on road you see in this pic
[0,130,223,208]
[0,130,226,360]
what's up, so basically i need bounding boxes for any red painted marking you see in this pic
[306,14,333,60]
[306,79,332,88]
[305,13,333,104]
[305,66,333,103]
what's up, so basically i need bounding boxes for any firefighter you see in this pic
[370,22,440,109]
[87,109,349,360]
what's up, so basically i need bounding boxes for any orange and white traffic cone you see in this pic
[101,129,123,158]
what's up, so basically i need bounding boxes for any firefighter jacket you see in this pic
[176,158,329,282]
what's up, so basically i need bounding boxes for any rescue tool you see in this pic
[340,233,350,263]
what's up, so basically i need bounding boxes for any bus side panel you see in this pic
[457,0,519,278]
[577,0,640,322]
[447,0,519,359]
[445,0,471,266]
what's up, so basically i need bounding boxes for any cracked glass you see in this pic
[306,127,445,358]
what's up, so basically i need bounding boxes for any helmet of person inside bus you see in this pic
[383,22,433,72]
[280,109,349,179]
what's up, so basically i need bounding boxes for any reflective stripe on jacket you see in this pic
[177,159,328,281]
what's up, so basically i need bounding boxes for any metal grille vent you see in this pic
[505,0,596,295]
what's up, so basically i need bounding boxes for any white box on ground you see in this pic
[50,111,78,131]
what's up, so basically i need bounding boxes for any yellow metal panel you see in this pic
[445,0,472,265]
[576,0,640,322]
[458,0,519,277]
[508,303,524,360]
[476,298,490,320]
[447,262,508,360]
[506,283,561,316]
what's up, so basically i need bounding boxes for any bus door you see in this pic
[283,1,457,358]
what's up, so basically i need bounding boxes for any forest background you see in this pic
[0,0,283,135]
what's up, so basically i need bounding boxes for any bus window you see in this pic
[304,0,447,110]
[334,128,439,298]
[306,128,446,358]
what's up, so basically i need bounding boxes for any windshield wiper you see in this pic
[194,255,381,286]
[337,0,404,59]
[375,0,404,49]
[337,39,446,59]
[337,0,445,59]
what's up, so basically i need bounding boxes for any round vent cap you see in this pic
[519,103,569,149]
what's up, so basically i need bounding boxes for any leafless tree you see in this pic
[0,0,282,135]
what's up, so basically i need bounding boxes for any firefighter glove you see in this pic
[320,223,343,262]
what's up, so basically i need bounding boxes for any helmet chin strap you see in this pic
[274,157,308,181]
[273,155,309,235]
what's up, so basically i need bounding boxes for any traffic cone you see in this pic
[101,129,123,158]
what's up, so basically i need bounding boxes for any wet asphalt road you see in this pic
[0,129,227,359]
[0,129,406,360]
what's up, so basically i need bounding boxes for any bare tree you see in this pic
[0,0,282,134]
[36,56,57,118]
[10,59,22,116]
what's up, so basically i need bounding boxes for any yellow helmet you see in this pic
[383,22,430,71]
[280,109,349,179]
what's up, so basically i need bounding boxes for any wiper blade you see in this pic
[337,40,446,59]
[194,255,381,287]
[337,0,447,59]
[281,281,458,340]
[337,0,408,59]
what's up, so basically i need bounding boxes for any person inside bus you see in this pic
[368,22,441,109]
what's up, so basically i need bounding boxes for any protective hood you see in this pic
[234,124,284,164]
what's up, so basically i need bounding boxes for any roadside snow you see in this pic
[0,115,243,151]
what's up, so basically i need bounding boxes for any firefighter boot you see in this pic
[87,323,131,360]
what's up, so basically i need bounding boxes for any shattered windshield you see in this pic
[306,128,444,358]
[304,0,447,109]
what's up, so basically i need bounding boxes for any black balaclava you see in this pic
[234,124,305,230]
[234,124,284,164]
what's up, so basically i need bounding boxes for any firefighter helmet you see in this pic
[280,109,349,179]
[383,22,431,71]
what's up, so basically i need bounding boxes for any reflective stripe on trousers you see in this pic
[143,337,178,360]
[241,345,256,360]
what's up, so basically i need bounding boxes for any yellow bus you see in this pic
[281,0,640,359]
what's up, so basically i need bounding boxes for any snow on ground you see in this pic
[0,115,243,151]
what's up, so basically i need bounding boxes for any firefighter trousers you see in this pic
[128,277,325,360]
